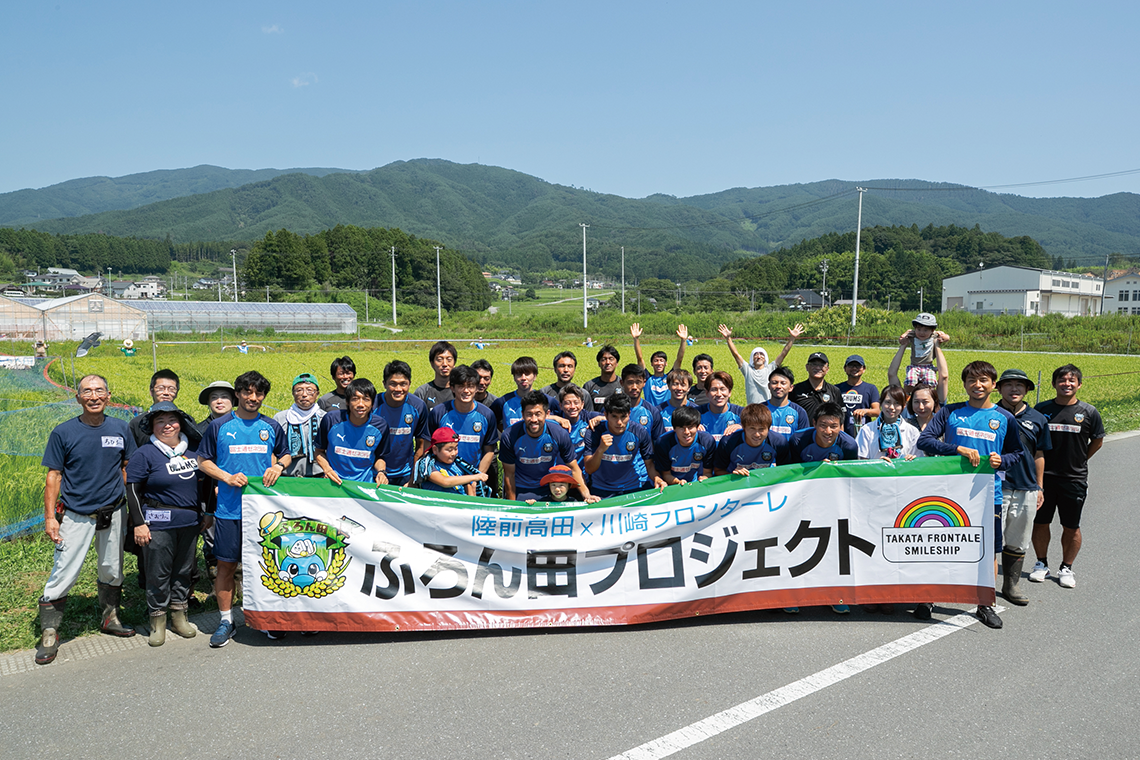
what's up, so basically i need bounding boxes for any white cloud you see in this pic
[262,24,283,34]
[291,73,318,88]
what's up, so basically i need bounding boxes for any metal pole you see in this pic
[1101,251,1110,315]
[821,259,829,309]
[621,246,625,314]
[365,289,369,324]
[230,249,238,303]
[851,188,866,330]
[152,330,157,373]
[918,287,924,312]
[390,246,397,326]
[435,246,443,327]
[266,285,269,303]
[580,223,589,329]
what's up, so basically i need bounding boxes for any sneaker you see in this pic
[913,603,933,621]
[209,620,237,648]
[1057,567,1076,588]
[263,630,288,640]
[300,631,321,637]
[975,605,1003,629]
[1028,561,1050,583]
[831,604,850,614]
[783,607,800,614]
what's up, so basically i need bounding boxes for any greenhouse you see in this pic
[1,294,148,342]
[130,301,357,334]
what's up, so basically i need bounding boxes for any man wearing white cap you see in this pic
[717,323,805,405]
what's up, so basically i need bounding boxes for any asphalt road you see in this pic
[3,434,1138,760]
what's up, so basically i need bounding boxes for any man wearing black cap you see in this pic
[790,352,853,431]
[837,354,880,435]
[995,369,1051,605]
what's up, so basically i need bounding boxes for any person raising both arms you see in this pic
[631,323,688,408]
[717,322,804,405]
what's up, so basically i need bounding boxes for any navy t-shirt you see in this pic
[43,416,136,515]
[1001,404,1051,492]
[126,443,201,529]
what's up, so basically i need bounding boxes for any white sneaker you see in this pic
[1057,567,1076,588]
[1028,561,1050,583]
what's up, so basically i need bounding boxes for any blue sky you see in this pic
[3,1,1138,199]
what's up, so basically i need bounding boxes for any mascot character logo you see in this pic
[258,511,351,599]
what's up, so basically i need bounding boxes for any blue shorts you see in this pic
[213,517,243,564]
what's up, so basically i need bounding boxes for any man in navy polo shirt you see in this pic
[197,371,290,647]
[37,374,138,665]
[584,394,663,498]
[374,360,428,487]
[500,390,590,501]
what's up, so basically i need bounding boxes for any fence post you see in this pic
[152,330,157,373]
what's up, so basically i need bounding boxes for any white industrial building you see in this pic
[1106,272,1140,315]
[942,265,1103,317]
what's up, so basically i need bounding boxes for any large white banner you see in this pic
[241,457,997,632]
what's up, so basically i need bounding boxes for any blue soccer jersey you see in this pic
[629,399,665,441]
[567,411,601,468]
[374,392,428,482]
[645,375,670,407]
[199,412,289,520]
[653,430,717,482]
[586,422,654,494]
[318,409,390,483]
[789,428,859,463]
[917,402,1021,505]
[426,401,499,469]
[699,403,744,442]
[766,400,810,436]
[658,399,697,434]
[490,390,558,431]
[714,429,789,473]
[499,420,576,494]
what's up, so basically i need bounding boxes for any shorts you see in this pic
[906,365,937,387]
[1035,476,1087,530]
[213,517,243,564]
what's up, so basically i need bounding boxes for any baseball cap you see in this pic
[198,380,237,406]
[912,312,937,328]
[844,355,865,367]
[292,372,320,389]
[807,352,829,365]
[997,368,1035,391]
[539,464,578,487]
[431,427,460,446]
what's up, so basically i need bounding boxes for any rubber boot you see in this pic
[148,612,167,647]
[35,597,67,665]
[168,609,197,639]
[97,581,135,637]
[1001,549,1030,606]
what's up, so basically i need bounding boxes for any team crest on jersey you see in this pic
[828,452,840,460]
[988,419,1001,430]
[1020,420,1034,429]
[259,429,270,441]
[821,393,831,402]
[365,435,376,448]
[693,452,704,461]
[1074,413,1085,423]
[257,511,350,600]
[785,414,795,425]
[472,421,483,432]
[625,441,636,452]
[542,442,553,452]
[404,413,414,425]
[762,451,773,461]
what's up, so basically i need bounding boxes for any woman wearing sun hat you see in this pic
[126,401,210,646]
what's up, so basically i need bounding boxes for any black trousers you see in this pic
[142,525,199,615]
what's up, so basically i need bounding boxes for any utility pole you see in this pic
[434,246,443,327]
[365,289,369,323]
[390,246,397,326]
[918,287,924,311]
[820,259,829,309]
[621,246,626,314]
[230,248,238,303]
[1101,251,1111,315]
[580,223,589,329]
[851,188,866,330]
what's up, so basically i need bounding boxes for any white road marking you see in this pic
[610,608,1004,760]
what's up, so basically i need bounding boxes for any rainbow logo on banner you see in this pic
[894,496,972,528]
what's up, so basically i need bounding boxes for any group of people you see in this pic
[34,313,1106,663]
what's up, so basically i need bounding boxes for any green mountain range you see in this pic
[6,160,1138,281]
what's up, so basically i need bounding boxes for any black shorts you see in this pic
[1034,476,1087,530]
